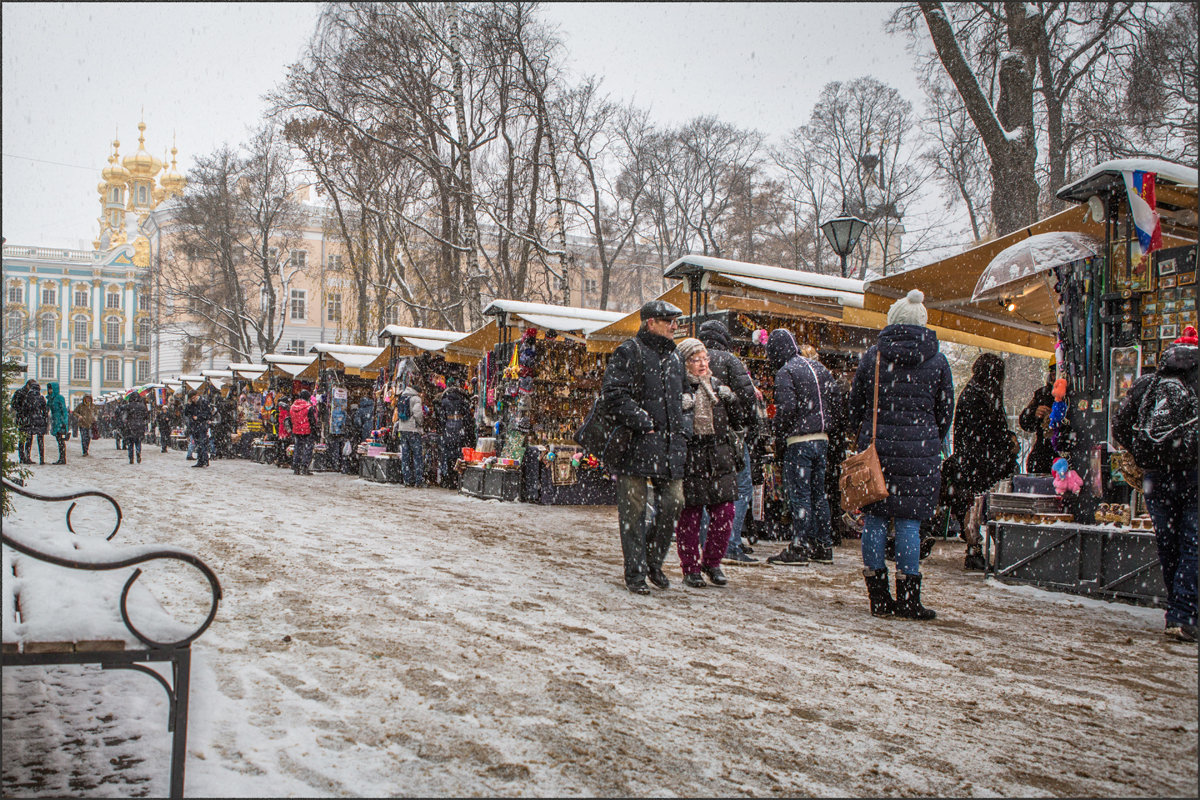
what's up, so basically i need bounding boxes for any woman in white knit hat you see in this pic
[846,289,954,620]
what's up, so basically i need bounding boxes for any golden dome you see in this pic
[160,143,186,197]
[102,140,131,185]
[122,121,162,180]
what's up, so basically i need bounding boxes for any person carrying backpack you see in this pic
[393,383,426,487]
[1113,325,1198,643]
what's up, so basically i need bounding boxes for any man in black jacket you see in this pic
[1018,360,1073,473]
[697,320,760,565]
[186,392,214,468]
[11,379,34,464]
[765,329,846,566]
[600,300,687,595]
[1112,326,1198,643]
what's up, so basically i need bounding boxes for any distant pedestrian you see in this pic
[11,379,36,464]
[848,290,953,620]
[394,382,426,487]
[599,300,687,595]
[73,394,97,456]
[290,389,318,475]
[122,394,150,464]
[275,398,292,468]
[437,380,475,489]
[157,400,175,453]
[186,391,214,468]
[673,338,739,588]
[765,329,845,567]
[46,382,69,465]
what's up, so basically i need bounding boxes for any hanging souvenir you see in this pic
[503,344,521,380]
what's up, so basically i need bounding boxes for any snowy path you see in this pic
[3,445,1197,797]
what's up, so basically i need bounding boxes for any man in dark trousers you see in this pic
[289,389,319,475]
[186,391,214,468]
[696,320,760,565]
[600,300,688,595]
[765,329,845,566]
[11,378,35,464]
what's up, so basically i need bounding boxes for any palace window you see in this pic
[287,339,306,356]
[5,312,24,339]
[138,290,149,309]
[290,289,306,321]
[137,360,149,382]
[138,185,147,205]
[40,356,56,380]
[72,357,88,382]
[105,318,122,345]
[290,249,308,269]
[106,290,121,309]
[73,316,89,342]
[40,314,57,342]
[74,286,89,307]
[7,284,22,304]
[328,254,344,270]
[326,293,342,322]
[584,278,598,295]
[105,358,121,382]
[137,318,151,347]
[40,284,56,306]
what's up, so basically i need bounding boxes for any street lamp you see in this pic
[819,205,869,279]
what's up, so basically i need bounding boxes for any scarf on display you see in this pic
[688,372,718,436]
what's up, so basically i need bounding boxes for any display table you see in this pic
[460,465,521,501]
[987,519,1166,606]
[521,453,615,505]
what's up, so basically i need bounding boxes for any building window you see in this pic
[268,246,279,263]
[137,318,151,346]
[40,314,57,342]
[137,360,149,382]
[138,290,149,309]
[72,357,88,382]
[287,339,306,356]
[138,185,147,205]
[40,356,56,380]
[290,250,308,269]
[554,276,568,291]
[583,278,598,295]
[5,312,23,339]
[40,284,56,306]
[328,254,344,270]
[384,305,401,326]
[104,358,121,382]
[7,284,22,304]
[110,187,120,202]
[73,316,89,342]
[74,286,89,307]
[290,289,306,321]
[187,284,204,314]
[106,318,122,345]
[326,293,342,322]
[106,290,121,309]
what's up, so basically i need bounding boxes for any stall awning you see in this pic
[376,325,468,353]
[584,284,691,353]
[177,374,208,390]
[263,353,316,379]
[305,344,386,377]
[482,300,626,334]
[443,321,499,365]
[226,363,268,380]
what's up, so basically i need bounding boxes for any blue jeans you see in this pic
[399,431,424,487]
[125,434,143,461]
[783,440,831,550]
[863,515,922,576]
[726,442,753,556]
[80,427,92,455]
[1144,469,1198,629]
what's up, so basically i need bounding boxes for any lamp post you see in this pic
[819,205,869,279]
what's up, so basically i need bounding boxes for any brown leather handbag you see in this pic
[839,353,889,513]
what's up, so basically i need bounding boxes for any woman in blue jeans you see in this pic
[847,290,954,619]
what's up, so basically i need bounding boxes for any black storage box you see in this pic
[460,465,521,501]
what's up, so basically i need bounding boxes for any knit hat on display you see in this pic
[887,289,928,327]
[675,337,707,363]
[1174,325,1198,346]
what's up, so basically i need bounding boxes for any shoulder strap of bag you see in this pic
[871,352,880,445]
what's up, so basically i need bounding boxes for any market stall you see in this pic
[300,344,386,472]
[458,300,624,503]
[866,158,1197,605]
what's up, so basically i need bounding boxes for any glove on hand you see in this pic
[717,384,735,402]
[681,393,695,411]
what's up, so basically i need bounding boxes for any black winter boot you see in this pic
[895,572,937,620]
[863,567,895,617]
[963,546,987,571]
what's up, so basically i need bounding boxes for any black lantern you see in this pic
[819,207,869,278]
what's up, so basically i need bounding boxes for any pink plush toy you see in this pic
[1051,457,1083,495]
[753,329,768,346]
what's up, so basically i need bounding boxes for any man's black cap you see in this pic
[640,300,684,321]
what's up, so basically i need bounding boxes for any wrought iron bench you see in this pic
[2,478,221,798]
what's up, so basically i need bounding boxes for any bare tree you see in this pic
[921,73,992,241]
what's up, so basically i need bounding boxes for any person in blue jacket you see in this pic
[847,290,954,620]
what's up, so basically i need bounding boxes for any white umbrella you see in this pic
[971,232,1102,303]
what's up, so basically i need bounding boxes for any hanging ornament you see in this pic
[503,344,521,380]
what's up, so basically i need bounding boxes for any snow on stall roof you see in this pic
[719,273,865,308]
[665,254,865,294]
[262,353,315,365]
[1058,158,1199,202]
[376,325,467,343]
[308,343,385,356]
[482,299,626,325]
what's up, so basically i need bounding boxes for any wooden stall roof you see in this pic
[445,301,625,364]
[226,363,267,380]
[584,284,691,353]
[376,325,469,357]
[443,320,498,365]
[300,343,386,379]
[262,353,316,379]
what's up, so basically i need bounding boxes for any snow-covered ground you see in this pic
[3,444,1197,797]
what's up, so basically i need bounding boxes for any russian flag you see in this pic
[1121,170,1162,255]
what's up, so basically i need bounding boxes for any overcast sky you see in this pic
[2,2,927,250]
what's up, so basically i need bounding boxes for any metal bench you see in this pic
[2,478,221,798]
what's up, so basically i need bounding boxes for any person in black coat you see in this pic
[11,379,35,464]
[1112,327,1198,642]
[847,290,953,620]
[186,392,214,467]
[599,300,688,595]
[672,338,739,588]
[1018,361,1073,473]
[944,353,1017,569]
[437,382,476,489]
[122,395,150,464]
[18,380,47,464]
[765,329,846,567]
[697,319,760,564]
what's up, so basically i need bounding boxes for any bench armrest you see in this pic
[2,478,122,540]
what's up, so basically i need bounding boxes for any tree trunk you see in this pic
[449,3,481,329]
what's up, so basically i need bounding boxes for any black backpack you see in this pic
[1131,373,1198,472]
